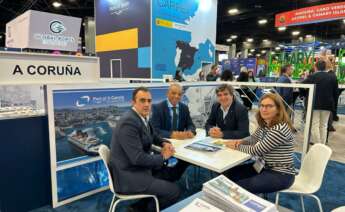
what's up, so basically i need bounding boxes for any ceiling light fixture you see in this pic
[343,19,345,24]
[261,50,266,54]
[226,38,232,42]
[256,54,261,57]
[306,34,313,38]
[278,26,286,31]
[292,31,300,36]
[228,8,239,15]
[230,35,238,39]
[247,38,254,42]
[199,0,212,11]
[275,47,281,50]
[52,1,62,8]
[262,39,269,42]
[250,49,255,52]
[258,19,267,25]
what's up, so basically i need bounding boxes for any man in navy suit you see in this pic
[110,87,182,211]
[151,83,196,139]
[205,84,250,139]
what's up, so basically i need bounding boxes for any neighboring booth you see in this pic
[95,0,217,80]
[6,10,81,52]
[222,58,257,76]
[268,50,314,78]
[0,9,98,211]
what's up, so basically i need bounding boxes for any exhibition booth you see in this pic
[1,1,345,212]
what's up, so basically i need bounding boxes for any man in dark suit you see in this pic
[276,64,294,107]
[151,83,196,139]
[110,87,181,211]
[205,84,250,139]
[302,60,338,144]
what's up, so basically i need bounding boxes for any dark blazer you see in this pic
[302,71,338,111]
[110,109,167,194]
[276,75,293,105]
[205,100,250,139]
[151,100,196,138]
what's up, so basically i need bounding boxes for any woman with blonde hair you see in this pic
[224,92,295,194]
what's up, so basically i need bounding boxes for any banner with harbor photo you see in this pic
[47,83,220,207]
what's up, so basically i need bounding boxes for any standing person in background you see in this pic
[206,64,220,81]
[247,69,258,103]
[327,56,339,132]
[248,70,256,83]
[174,69,185,82]
[302,60,338,144]
[223,93,295,194]
[220,69,234,81]
[276,65,294,113]
[198,70,205,81]
[237,71,253,110]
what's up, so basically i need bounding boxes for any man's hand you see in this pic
[171,131,195,140]
[208,127,223,138]
[161,142,175,160]
[185,131,195,139]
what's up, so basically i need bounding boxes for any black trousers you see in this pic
[224,163,295,194]
[131,160,189,211]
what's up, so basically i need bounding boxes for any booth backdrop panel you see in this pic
[152,0,217,80]
[223,58,257,75]
[0,116,51,212]
[95,0,151,79]
[97,49,150,78]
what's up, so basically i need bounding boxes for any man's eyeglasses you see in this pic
[259,104,275,109]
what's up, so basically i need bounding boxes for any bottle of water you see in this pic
[166,157,178,167]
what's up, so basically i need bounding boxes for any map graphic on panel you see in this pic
[152,0,217,80]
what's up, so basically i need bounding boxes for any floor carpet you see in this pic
[31,153,345,212]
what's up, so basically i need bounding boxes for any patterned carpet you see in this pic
[31,154,345,212]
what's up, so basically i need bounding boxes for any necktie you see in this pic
[172,107,178,130]
[145,118,151,134]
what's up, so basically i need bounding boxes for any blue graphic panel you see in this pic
[152,0,216,79]
[138,47,151,68]
[57,160,108,201]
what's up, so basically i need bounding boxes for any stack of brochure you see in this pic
[202,175,278,212]
[179,198,224,212]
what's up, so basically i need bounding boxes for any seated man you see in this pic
[151,83,196,139]
[205,84,250,139]
[110,87,183,212]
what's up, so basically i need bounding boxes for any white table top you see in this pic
[161,129,251,173]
